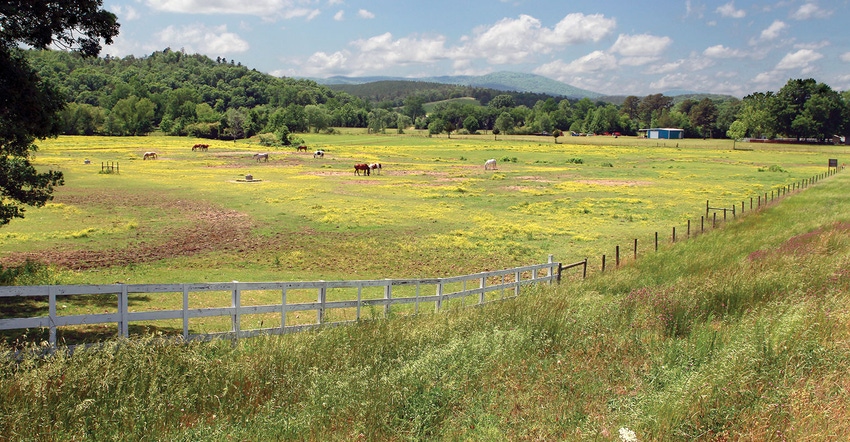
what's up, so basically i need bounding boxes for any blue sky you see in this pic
[102,0,850,97]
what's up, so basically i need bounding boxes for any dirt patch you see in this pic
[574,179,651,186]
[748,222,850,261]
[1,191,261,270]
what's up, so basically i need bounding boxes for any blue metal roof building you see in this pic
[641,128,685,139]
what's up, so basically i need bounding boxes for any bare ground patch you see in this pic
[574,179,652,186]
[1,190,261,270]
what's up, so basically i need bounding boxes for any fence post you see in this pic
[435,282,443,312]
[655,232,658,251]
[514,270,520,297]
[547,255,554,283]
[232,282,241,339]
[48,286,57,346]
[384,281,391,317]
[120,284,129,338]
[282,288,288,328]
[317,283,326,324]
[479,275,486,304]
[687,219,691,238]
[583,258,587,279]
[182,284,189,340]
[602,254,606,272]
[706,200,709,218]
[615,246,620,267]
[672,226,676,243]
[634,238,638,260]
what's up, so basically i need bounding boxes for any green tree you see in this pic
[304,104,330,133]
[107,95,155,135]
[688,98,718,138]
[0,0,118,225]
[427,118,445,137]
[463,115,480,134]
[495,112,515,135]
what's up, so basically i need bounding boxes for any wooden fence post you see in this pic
[602,254,606,272]
[634,239,638,260]
[615,246,620,267]
[232,282,241,339]
[435,282,443,312]
[384,282,391,317]
[672,226,676,243]
[655,231,658,251]
[182,285,189,340]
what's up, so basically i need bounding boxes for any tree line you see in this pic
[27,49,850,144]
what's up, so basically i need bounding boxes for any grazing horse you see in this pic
[369,163,382,174]
[143,152,157,160]
[354,163,371,176]
[297,145,308,152]
[484,158,497,170]
[313,150,325,158]
[253,153,269,162]
[192,143,209,151]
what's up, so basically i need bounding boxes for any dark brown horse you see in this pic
[354,163,370,176]
[297,145,308,152]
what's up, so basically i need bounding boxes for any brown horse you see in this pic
[192,143,209,151]
[354,163,371,176]
[143,151,157,160]
[297,145,308,152]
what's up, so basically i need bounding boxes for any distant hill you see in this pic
[313,71,604,99]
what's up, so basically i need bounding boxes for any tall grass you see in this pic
[2,173,849,440]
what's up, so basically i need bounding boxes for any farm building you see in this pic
[641,128,685,139]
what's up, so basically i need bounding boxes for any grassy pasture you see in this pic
[0,132,842,343]
[2,171,850,440]
[8,131,838,284]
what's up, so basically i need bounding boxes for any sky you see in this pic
[101,0,850,97]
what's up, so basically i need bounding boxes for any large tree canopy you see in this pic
[0,1,118,225]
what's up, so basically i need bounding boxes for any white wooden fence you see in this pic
[0,258,586,346]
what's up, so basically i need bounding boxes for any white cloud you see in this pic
[350,33,450,65]
[716,2,746,18]
[358,9,375,19]
[110,5,141,21]
[791,3,831,20]
[534,51,618,77]
[703,44,747,58]
[301,51,350,75]
[775,49,823,70]
[144,0,319,19]
[610,34,671,57]
[841,52,850,62]
[333,10,344,21]
[156,24,249,54]
[465,13,615,64]
[755,20,787,42]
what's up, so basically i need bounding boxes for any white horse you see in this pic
[143,152,157,160]
[369,163,381,174]
[313,150,325,158]
[484,158,497,170]
[253,153,269,162]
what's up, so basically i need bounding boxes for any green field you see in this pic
[3,132,843,287]
[2,163,849,440]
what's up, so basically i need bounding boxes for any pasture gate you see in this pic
[0,258,586,347]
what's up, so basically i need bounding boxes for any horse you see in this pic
[143,152,157,160]
[297,145,308,152]
[484,158,497,170]
[253,153,269,162]
[354,163,371,176]
[369,163,382,174]
[192,143,208,151]
[313,150,325,158]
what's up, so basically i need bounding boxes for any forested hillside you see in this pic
[26,49,850,143]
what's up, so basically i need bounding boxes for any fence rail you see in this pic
[0,258,587,346]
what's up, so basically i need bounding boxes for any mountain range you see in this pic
[311,71,607,99]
